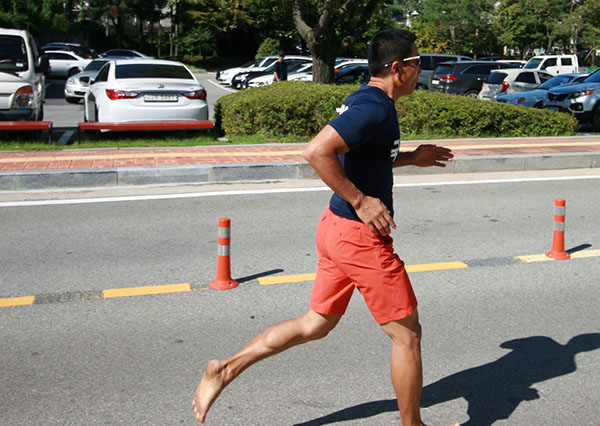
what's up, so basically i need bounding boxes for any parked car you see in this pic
[216,57,275,85]
[287,58,368,83]
[45,50,92,78]
[334,64,370,84]
[83,59,208,123]
[496,73,589,108]
[478,68,554,101]
[41,42,96,59]
[0,28,49,121]
[231,58,312,89]
[430,61,520,97]
[64,58,112,103]
[99,49,152,59]
[523,55,579,75]
[217,55,310,86]
[543,69,600,130]
[417,53,472,90]
[248,63,312,87]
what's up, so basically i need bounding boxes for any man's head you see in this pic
[278,52,285,61]
[368,29,418,78]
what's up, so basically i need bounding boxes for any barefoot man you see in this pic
[193,28,458,426]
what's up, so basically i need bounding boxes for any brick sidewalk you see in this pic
[1,137,600,172]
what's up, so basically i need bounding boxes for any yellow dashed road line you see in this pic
[0,296,35,308]
[102,283,191,298]
[1,251,598,308]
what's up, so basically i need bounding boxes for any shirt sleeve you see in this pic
[329,99,385,151]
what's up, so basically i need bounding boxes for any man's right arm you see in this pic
[303,125,396,236]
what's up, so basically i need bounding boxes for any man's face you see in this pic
[397,43,421,96]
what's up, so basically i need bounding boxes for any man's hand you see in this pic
[411,144,453,167]
[354,195,397,236]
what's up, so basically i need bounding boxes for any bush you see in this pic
[213,83,579,140]
[255,38,281,60]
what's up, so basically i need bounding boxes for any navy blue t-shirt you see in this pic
[328,85,400,222]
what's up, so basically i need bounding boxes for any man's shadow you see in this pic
[294,333,600,426]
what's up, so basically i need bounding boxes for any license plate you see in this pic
[431,80,439,85]
[144,94,178,102]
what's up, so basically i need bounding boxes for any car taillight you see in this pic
[106,89,139,100]
[182,89,207,100]
[501,81,510,92]
[440,76,456,82]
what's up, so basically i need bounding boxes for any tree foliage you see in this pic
[2,0,600,68]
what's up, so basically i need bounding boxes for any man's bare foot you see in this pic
[192,360,228,423]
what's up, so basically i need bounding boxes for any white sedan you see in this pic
[45,50,92,78]
[83,59,208,123]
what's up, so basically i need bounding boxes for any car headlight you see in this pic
[572,89,594,98]
[67,77,75,84]
[12,85,34,108]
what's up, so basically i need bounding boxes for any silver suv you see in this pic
[544,69,600,130]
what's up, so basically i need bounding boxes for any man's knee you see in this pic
[301,311,341,340]
[381,310,422,348]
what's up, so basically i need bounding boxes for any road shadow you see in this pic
[293,333,600,426]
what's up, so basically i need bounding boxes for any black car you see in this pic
[334,64,370,84]
[430,61,520,97]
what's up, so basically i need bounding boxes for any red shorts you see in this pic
[310,208,417,324]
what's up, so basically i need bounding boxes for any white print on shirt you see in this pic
[390,139,400,161]
[336,104,348,115]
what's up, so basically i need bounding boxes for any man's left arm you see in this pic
[393,144,454,168]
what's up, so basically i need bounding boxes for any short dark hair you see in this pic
[368,29,417,77]
[278,51,285,58]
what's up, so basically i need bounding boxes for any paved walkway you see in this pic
[0,136,599,190]
[1,136,600,171]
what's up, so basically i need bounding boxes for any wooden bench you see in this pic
[0,121,53,143]
[77,120,215,141]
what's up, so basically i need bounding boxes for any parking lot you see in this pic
[44,71,226,128]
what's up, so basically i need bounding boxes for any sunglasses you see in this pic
[383,55,421,68]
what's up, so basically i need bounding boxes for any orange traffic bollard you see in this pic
[545,198,570,260]
[209,217,240,290]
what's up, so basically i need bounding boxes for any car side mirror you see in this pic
[36,55,50,73]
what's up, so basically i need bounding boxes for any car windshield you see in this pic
[524,58,542,69]
[115,63,193,79]
[84,60,109,72]
[583,69,600,83]
[0,35,29,72]
[538,74,577,90]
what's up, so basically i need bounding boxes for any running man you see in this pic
[193,28,457,426]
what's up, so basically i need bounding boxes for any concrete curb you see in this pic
[0,152,598,191]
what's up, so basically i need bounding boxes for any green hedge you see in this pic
[213,82,579,140]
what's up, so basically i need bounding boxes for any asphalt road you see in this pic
[44,71,232,128]
[1,173,599,425]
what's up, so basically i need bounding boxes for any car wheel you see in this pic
[592,106,600,131]
[465,90,479,98]
[66,97,80,104]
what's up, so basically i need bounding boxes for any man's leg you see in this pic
[381,309,459,426]
[192,309,342,423]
